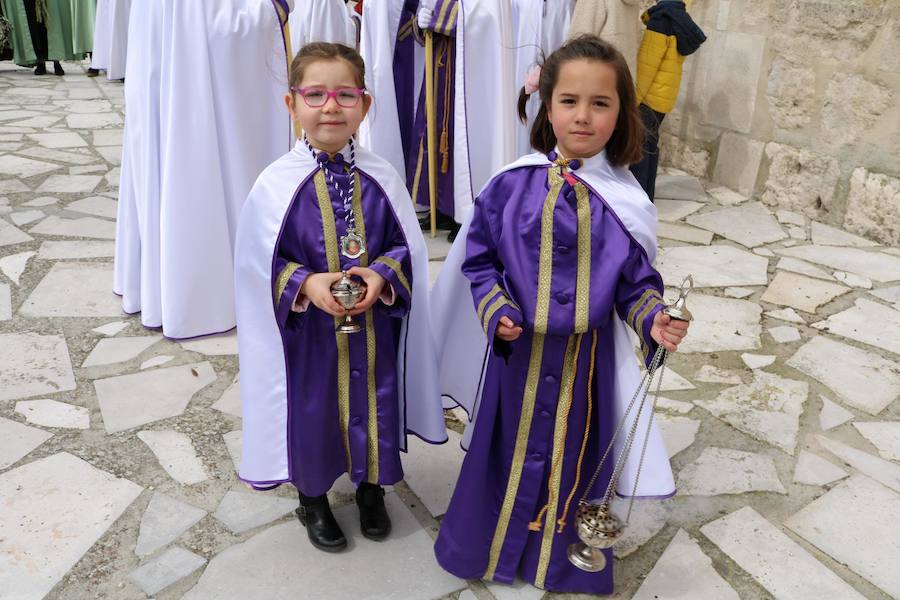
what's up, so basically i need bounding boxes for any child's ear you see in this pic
[361,94,373,118]
[284,93,296,120]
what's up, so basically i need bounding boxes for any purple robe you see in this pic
[272,153,414,496]
[434,157,666,594]
[407,0,458,218]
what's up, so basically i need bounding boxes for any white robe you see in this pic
[288,0,355,51]
[90,0,131,80]
[114,0,293,339]
[431,151,674,497]
[450,0,517,222]
[235,143,447,485]
[358,0,425,181]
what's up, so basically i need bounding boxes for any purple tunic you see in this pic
[434,159,666,594]
[406,0,458,219]
[272,153,413,497]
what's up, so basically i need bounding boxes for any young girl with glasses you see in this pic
[431,35,689,594]
[233,42,446,553]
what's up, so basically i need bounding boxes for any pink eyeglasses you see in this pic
[291,87,367,108]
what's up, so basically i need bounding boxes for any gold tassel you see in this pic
[439,129,449,173]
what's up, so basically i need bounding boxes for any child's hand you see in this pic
[345,266,386,316]
[300,272,348,318]
[651,311,690,352]
[496,316,523,342]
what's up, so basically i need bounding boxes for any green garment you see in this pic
[0,0,81,65]
[0,0,37,66]
[69,0,93,54]
[45,0,79,61]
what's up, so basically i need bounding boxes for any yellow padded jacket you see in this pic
[635,29,684,113]
[635,1,705,114]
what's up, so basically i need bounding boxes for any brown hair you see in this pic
[289,42,366,89]
[517,35,644,167]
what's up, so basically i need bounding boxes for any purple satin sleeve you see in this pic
[614,243,665,367]
[274,256,311,328]
[462,196,524,344]
[368,217,413,320]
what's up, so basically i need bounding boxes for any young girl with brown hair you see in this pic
[234,42,446,553]
[431,34,689,593]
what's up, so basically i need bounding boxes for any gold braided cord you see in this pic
[534,335,582,589]
[558,330,598,531]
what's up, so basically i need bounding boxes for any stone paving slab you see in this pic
[183,493,465,600]
[702,507,867,600]
[786,475,900,598]
[0,452,142,600]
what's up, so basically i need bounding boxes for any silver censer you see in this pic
[330,272,365,334]
[568,276,694,572]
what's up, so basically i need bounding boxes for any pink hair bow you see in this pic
[524,64,541,95]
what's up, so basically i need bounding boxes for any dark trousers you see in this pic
[23,0,48,63]
[629,103,666,203]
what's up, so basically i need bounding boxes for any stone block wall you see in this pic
[646,0,899,244]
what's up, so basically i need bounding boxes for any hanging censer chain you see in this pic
[303,136,366,259]
[567,276,694,573]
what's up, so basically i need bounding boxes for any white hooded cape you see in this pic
[431,152,675,497]
[235,142,448,486]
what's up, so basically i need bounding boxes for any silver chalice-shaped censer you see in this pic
[330,272,366,334]
[568,276,694,572]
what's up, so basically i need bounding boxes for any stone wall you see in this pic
[652,0,900,244]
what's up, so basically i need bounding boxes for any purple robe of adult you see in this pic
[234,141,447,493]
[407,0,457,218]
[434,152,670,594]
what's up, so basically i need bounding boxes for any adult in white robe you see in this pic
[443,0,517,222]
[114,0,293,339]
[90,0,130,80]
[288,0,355,52]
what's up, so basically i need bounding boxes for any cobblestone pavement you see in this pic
[1,60,899,600]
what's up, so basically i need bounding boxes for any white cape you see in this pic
[288,0,355,51]
[236,142,448,485]
[431,152,675,497]
[114,0,293,339]
[90,0,131,79]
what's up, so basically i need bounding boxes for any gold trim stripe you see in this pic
[435,0,453,34]
[484,166,563,580]
[532,168,565,335]
[637,295,665,363]
[351,172,380,483]
[373,256,412,298]
[535,334,581,588]
[315,171,352,470]
[476,283,503,324]
[274,261,302,307]
[481,295,514,334]
[626,289,657,332]
[573,183,592,333]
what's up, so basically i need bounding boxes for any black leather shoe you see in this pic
[356,483,391,541]
[34,63,46,76]
[296,493,347,553]
[53,61,65,76]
